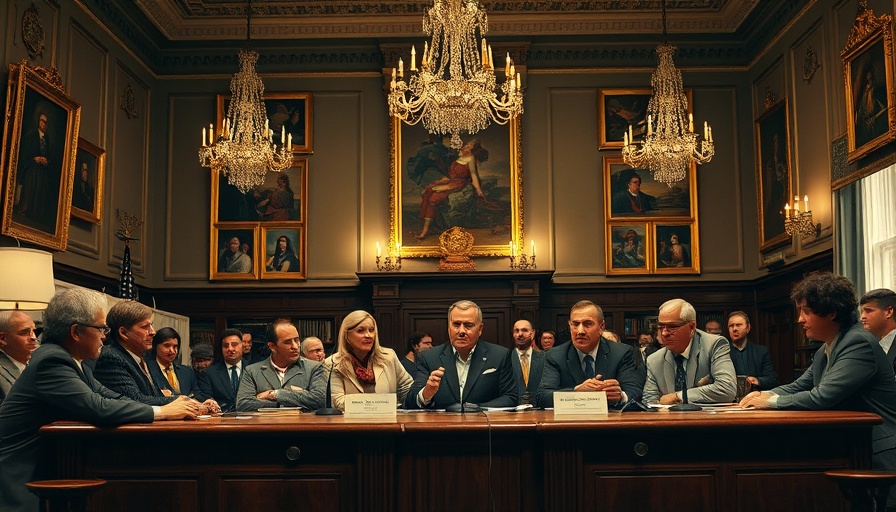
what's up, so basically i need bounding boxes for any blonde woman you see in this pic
[327,310,413,411]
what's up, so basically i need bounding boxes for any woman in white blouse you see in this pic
[327,310,413,411]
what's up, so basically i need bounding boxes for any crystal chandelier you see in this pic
[621,0,714,187]
[387,0,523,149]
[198,0,291,194]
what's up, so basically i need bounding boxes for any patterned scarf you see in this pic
[350,351,375,385]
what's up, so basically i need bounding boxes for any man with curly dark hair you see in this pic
[740,272,896,506]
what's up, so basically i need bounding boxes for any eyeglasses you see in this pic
[77,323,111,335]
[657,322,688,334]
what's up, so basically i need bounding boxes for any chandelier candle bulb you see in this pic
[281,126,285,144]
[624,132,629,146]
[202,127,206,146]
[376,242,381,258]
[784,203,791,218]
[793,196,800,213]
[531,240,535,257]
[804,195,809,212]
[411,46,416,71]
[488,45,493,70]
[287,134,292,151]
[629,125,633,143]
[398,58,403,78]
[517,72,522,91]
[647,115,652,136]
[506,53,511,76]
[688,113,693,132]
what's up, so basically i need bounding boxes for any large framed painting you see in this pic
[755,98,792,252]
[210,225,259,280]
[1,62,81,250]
[598,88,692,150]
[606,222,650,276]
[217,93,313,154]
[390,117,523,257]
[654,222,700,274]
[841,9,896,163]
[604,155,696,220]
[71,137,105,224]
[215,159,307,223]
[261,225,305,280]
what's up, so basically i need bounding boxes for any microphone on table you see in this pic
[315,356,342,416]
[669,361,702,412]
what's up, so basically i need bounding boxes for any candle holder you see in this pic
[783,210,820,239]
[376,254,401,271]
[510,253,536,270]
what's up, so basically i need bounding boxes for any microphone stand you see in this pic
[315,357,342,416]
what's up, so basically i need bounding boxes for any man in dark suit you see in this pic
[510,320,544,405]
[741,272,896,508]
[147,327,210,404]
[405,300,518,410]
[197,329,248,412]
[726,311,777,391]
[93,301,177,406]
[237,319,326,411]
[611,169,656,215]
[0,289,199,512]
[536,300,643,409]
[0,311,39,402]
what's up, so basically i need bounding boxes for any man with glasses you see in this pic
[0,311,39,402]
[536,300,643,409]
[0,289,201,512]
[642,298,737,405]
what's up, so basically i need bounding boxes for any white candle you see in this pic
[281,125,286,144]
[376,242,381,258]
[398,58,403,78]
[793,196,799,213]
[629,124,633,142]
[411,46,416,71]
[784,204,790,218]
[688,113,693,133]
[423,42,429,68]
[704,121,708,139]
[531,240,535,257]
[209,124,214,145]
[516,72,521,91]
[505,53,511,76]
[624,132,628,146]
[288,134,292,150]
[708,126,713,142]
[202,127,206,146]
[647,115,652,136]
[488,45,493,70]
[804,195,809,212]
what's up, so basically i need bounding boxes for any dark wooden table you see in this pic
[41,409,880,511]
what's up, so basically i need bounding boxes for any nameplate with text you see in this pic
[553,391,608,416]
[344,393,397,417]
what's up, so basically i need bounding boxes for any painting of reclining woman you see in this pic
[394,119,522,256]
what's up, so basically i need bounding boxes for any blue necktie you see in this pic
[583,354,595,379]
[674,354,686,391]
[230,365,240,392]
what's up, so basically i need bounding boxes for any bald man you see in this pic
[0,311,39,401]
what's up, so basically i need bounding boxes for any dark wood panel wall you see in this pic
[58,249,832,383]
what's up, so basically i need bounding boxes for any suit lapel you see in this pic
[114,343,157,394]
[259,359,282,389]
[463,344,487,397]
[594,340,612,378]
[566,344,586,384]
[439,346,461,403]
[0,352,21,380]
[662,349,677,392]
[528,350,545,392]
[687,334,702,387]
[283,360,305,387]
[342,358,364,393]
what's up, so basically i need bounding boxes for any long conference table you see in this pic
[40,408,878,511]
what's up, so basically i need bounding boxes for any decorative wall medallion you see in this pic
[763,87,777,111]
[22,3,45,59]
[120,83,138,119]
[802,45,820,83]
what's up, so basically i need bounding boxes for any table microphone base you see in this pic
[446,403,481,413]
[315,407,343,416]
[669,403,703,411]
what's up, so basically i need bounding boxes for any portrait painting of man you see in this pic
[605,157,692,219]
[212,228,256,279]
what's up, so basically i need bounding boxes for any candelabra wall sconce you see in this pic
[783,195,821,239]
[375,242,402,271]
[509,241,537,270]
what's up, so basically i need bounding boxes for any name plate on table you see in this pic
[344,393,397,417]
[553,391,608,416]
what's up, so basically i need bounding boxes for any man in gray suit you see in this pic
[0,311,39,401]
[642,298,737,405]
[742,273,896,508]
[510,319,544,405]
[536,300,643,409]
[237,318,326,411]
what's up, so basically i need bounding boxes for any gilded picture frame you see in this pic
[390,117,523,257]
[604,155,696,221]
[210,224,259,280]
[210,158,307,281]
[755,98,792,252]
[606,222,650,275]
[598,88,692,150]
[261,225,305,280]
[841,9,896,163]
[1,61,81,250]
[654,222,700,274]
[71,137,105,224]
[217,93,313,154]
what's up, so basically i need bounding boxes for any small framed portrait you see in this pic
[1,62,81,250]
[598,88,692,150]
[215,159,307,223]
[210,225,259,280]
[604,155,696,220]
[842,10,896,162]
[755,99,792,252]
[654,222,700,274]
[261,226,305,280]
[217,93,313,155]
[606,222,650,275]
[70,137,105,224]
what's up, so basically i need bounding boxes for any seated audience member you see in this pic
[740,273,896,507]
[704,320,723,335]
[327,310,413,411]
[638,330,661,362]
[727,311,777,391]
[539,330,556,351]
[237,318,326,411]
[0,289,200,512]
[602,330,621,343]
[511,320,544,405]
[401,331,434,379]
[93,301,176,406]
[405,300,518,409]
[643,299,736,405]
[0,311,39,402]
[147,327,205,399]
[860,288,896,369]
[196,329,247,413]
[190,343,214,373]
[302,336,326,362]
[241,332,254,364]
[537,300,643,409]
